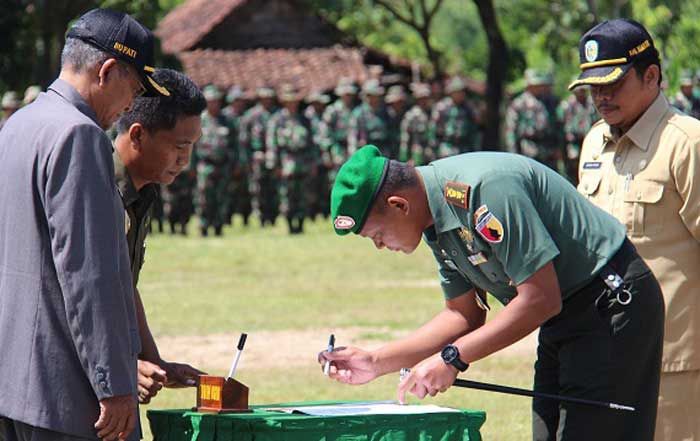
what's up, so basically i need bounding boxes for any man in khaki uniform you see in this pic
[573,19,700,441]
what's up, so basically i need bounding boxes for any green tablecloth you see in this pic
[147,401,486,441]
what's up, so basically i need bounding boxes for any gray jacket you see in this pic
[0,79,139,438]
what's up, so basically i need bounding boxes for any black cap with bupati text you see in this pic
[66,8,169,97]
[569,19,657,91]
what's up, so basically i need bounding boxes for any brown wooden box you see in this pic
[195,375,250,413]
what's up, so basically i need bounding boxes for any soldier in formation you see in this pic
[348,79,390,157]
[193,85,232,236]
[304,91,331,219]
[557,84,598,183]
[505,69,562,172]
[431,76,479,157]
[399,83,435,165]
[223,86,252,226]
[240,86,278,226]
[671,69,700,119]
[266,84,316,234]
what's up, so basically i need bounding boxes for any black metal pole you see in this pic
[453,379,635,412]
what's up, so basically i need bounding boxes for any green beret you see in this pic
[331,145,389,235]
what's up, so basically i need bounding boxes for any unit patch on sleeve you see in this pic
[474,204,504,243]
[444,182,470,208]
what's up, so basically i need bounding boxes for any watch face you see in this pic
[442,345,458,362]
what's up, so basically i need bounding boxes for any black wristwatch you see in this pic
[441,344,469,372]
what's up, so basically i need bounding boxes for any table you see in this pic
[147,401,486,441]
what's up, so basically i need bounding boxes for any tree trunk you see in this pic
[472,0,507,149]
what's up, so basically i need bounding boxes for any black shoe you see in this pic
[200,227,208,237]
[214,225,223,236]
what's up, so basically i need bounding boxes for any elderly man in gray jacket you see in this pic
[0,8,169,441]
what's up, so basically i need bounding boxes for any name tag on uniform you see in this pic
[444,259,458,270]
[582,161,602,169]
[467,252,488,266]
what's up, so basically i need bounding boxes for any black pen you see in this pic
[324,334,335,376]
[227,333,247,380]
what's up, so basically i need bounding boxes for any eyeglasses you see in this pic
[117,62,146,99]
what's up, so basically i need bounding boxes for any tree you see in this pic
[473,0,507,149]
[372,0,446,78]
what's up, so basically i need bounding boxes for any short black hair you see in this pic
[116,68,206,134]
[632,48,662,86]
[373,160,417,212]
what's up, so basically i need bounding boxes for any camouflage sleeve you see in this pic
[399,113,410,162]
[504,104,518,153]
[265,117,278,170]
[347,111,360,155]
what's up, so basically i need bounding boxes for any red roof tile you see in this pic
[178,47,370,94]
[156,0,247,54]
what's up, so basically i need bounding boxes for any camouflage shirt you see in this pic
[399,104,435,165]
[266,108,314,177]
[505,91,557,160]
[319,100,355,167]
[348,103,390,156]
[239,104,275,163]
[557,94,598,156]
[431,96,478,157]
[222,106,245,165]
[671,91,700,120]
[195,111,231,167]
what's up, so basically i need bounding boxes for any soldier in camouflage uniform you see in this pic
[304,91,331,219]
[671,69,700,119]
[194,85,231,236]
[431,76,479,158]
[319,80,357,184]
[557,85,598,183]
[162,163,195,235]
[505,69,562,171]
[399,83,435,165]
[267,85,315,234]
[240,86,278,226]
[348,79,391,156]
[222,86,252,226]
[385,85,407,159]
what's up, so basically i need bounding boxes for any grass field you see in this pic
[138,216,536,440]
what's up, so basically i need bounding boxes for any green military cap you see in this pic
[385,85,406,104]
[2,91,20,109]
[525,68,553,86]
[445,76,467,94]
[257,86,276,98]
[362,79,385,96]
[331,144,389,235]
[410,83,431,99]
[203,84,223,101]
[23,85,41,105]
[680,69,694,86]
[226,85,244,102]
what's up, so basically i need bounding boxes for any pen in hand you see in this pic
[324,334,335,376]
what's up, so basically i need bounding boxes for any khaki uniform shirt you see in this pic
[417,152,626,306]
[578,93,700,372]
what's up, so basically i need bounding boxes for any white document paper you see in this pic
[265,401,460,416]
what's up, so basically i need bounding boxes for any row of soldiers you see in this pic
[154,67,698,237]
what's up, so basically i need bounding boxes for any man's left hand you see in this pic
[397,353,458,404]
[161,361,206,388]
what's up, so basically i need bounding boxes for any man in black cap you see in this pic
[573,19,700,441]
[0,8,167,441]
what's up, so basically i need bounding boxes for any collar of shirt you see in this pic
[47,79,100,127]
[601,92,670,151]
[416,164,463,234]
[113,149,157,210]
